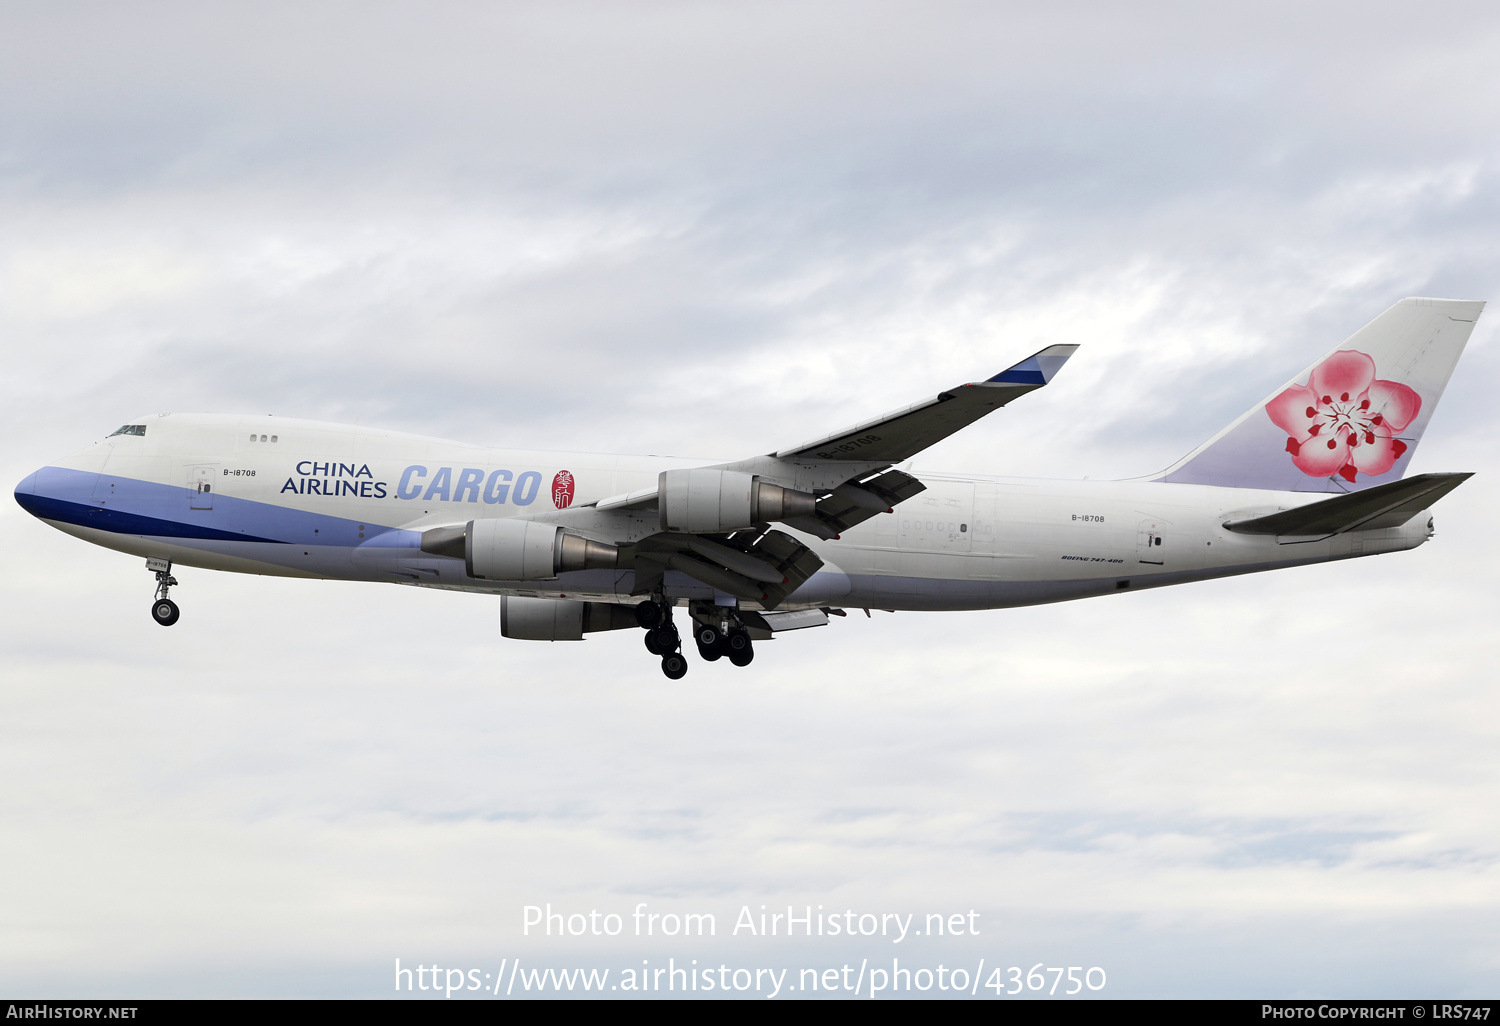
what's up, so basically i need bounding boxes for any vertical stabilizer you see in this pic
[1155,298,1483,492]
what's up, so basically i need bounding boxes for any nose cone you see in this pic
[14,466,94,523]
[15,469,49,520]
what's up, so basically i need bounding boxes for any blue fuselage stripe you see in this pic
[14,467,390,545]
[15,491,285,543]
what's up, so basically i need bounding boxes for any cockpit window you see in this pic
[109,424,147,437]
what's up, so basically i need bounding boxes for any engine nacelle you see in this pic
[501,597,639,641]
[658,469,816,533]
[420,519,618,580]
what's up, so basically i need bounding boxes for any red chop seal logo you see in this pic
[552,470,575,509]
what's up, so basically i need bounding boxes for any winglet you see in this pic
[987,344,1080,386]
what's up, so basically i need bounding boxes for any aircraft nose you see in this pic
[14,469,45,519]
[13,466,92,521]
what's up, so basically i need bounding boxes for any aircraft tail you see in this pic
[1154,297,1483,492]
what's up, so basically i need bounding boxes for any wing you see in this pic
[767,344,1079,538]
[531,344,1080,602]
[776,344,1080,463]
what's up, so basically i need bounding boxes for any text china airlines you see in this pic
[279,461,576,508]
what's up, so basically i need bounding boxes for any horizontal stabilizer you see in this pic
[1223,472,1472,537]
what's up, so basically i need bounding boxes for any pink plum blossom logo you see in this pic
[1265,349,1421,483]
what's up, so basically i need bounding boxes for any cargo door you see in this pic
[898,483,974,554]
[86,447,114,504]
[966,482,1003,579]
[87,457,111,505]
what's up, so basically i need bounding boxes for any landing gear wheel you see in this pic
[151,598,180,626]
[695,624,721,649]
[696,636,724,662]
[634,600,664,629]
[727,629,753,666]
[147,559,180,626]
[661,652,688,679]
[644,626,675,655]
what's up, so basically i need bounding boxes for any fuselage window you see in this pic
[260,434,267,442]
[270,435,278,443]
[109,425,146,437]
[248,434,257,441]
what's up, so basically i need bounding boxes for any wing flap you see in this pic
[627,528,824,608]
[743,608,830,632]
[782,467,927,538]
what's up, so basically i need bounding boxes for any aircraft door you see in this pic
[1136,519,1167,565]
[898,483,974,553]
[189,465,218,510]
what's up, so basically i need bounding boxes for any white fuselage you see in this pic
[17,413,1433,612]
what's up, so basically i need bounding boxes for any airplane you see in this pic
[14,297,1480,679]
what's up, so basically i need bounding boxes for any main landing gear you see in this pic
[636,599,687,679]
[694,620,754,667]
[147,557,180,626]
[636,598,756,678]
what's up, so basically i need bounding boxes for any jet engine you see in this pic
[421,519,619,580]
[658,469,816,533]
[501,596,638,641]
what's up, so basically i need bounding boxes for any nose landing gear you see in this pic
[147,557,180,626]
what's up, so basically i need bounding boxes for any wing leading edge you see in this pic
[777,344,1079,464]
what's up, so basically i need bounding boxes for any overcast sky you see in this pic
[2,1,1498,998]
